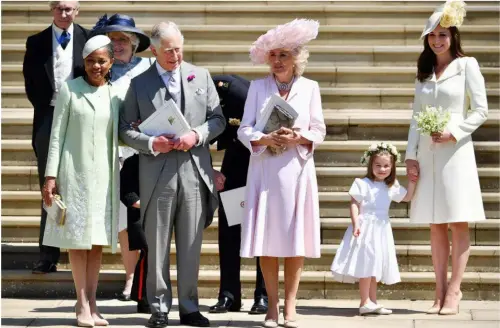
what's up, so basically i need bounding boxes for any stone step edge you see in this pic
[3,242,499,257]
[2,269,498,284]
[3,166,498,178]
[4,109,500,126]
[3,190,499,203]
[2,216,498,229]
[3,3,499,13]
[2,24,499,33]
[4,44,500,53]
[3,140,500,152]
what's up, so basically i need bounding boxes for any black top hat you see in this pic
[91,14,150,53]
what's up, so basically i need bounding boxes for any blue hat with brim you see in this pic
[90,14,150,53]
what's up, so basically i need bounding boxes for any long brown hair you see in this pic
[364,151,397,187]
[417,26,466,82]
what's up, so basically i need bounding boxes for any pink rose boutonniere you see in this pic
[187,74,195,82]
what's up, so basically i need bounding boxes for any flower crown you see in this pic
[360,142,401,165]
[440,0,466,29]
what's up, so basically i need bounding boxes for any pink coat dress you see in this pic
[237,75,326,258]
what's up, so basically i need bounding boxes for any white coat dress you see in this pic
[405,57,488,224]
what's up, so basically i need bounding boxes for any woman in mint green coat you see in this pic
[42,35,126,327]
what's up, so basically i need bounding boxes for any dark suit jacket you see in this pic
[212,74,251,191]
[120,154,147,251]
[22,23,89,155]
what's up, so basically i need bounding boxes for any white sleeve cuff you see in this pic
[193,129,203,146]
[148,137,159,156]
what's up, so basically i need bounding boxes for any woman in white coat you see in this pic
[405,0,488,315]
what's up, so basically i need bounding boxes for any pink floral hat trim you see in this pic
[249,19,319,64]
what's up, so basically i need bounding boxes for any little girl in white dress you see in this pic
[331,142,418,315]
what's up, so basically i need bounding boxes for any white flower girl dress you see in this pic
[331,177,407,285]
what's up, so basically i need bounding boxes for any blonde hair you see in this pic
[292,46,309,76]
[108,31,140,54]
[265,46,309,77]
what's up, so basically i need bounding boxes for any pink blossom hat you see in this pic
[249,19,319,64]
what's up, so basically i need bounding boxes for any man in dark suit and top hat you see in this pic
[22,0,89,274]
[209,75,268,314]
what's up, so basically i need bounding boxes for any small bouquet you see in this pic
[413,105,450,150]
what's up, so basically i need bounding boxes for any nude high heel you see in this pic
[75,304,94,327]
[439,291,462,315]
[76,318,95,327]
[426,305,441,314]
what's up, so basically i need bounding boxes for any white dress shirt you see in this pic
[51,23,74,106]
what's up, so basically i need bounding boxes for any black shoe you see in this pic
[137,299,151,314]
[180,311,210,327]
[249,298,268,315]
[117,292,131,301]
[32,260,57,274]
[209,296,241,313]
[147,312,168,328]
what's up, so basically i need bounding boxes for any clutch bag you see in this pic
[43,194,67,226]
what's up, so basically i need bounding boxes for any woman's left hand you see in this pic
[431,129,456,143]
[274,127,302,146]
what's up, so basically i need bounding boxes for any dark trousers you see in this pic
[218,201,267,302]
[34,108,60,263]
[131,249,148,303]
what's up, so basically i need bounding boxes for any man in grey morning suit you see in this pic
[119,22,225,328]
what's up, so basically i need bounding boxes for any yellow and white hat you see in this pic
[420,0,467,39]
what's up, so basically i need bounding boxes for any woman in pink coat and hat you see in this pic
[238,19,326,328]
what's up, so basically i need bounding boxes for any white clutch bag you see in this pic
[43,195,67,226]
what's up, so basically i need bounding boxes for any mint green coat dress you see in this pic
[43,77,126,253]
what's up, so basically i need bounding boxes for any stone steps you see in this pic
[2,268,499,300]
[2,0,499,301]
[3,44,500,67]
[3,108,499,142]
[3,139,499,168]
[2,24,499,47]
[3,84,500,109]
[4,64,500,87]
[2,242,500,273]
[2,215,499,245]
[3,2,498,25]
[3,165,498,193]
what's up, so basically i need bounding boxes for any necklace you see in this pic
[275,76,294,92]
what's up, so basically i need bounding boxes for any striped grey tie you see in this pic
[167,72,181,108]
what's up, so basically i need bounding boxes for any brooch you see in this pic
[229,118,241,126]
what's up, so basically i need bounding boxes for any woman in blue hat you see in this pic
[92,14,154,86]
[91,13,154,312]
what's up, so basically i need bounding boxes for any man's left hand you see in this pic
[173,131,199,151]
[431,129,456,143]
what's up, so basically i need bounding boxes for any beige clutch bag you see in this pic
[43,195,67,226]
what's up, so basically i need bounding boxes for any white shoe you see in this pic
[375,307,392,315]
[359,301,382,315]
